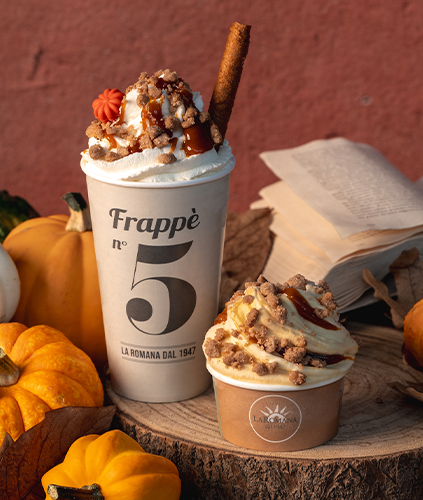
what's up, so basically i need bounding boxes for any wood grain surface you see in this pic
[107,322,423,500]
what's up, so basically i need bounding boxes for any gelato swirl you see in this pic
[203,274,358,388]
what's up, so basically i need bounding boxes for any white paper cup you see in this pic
[84,158,234,402]
[208,366,344,452]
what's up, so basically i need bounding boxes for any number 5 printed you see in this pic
[126,241,197,335]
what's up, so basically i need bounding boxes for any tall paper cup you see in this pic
[85,160,234,402]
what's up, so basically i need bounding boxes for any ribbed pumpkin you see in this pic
[0,322,104,445]
[3,193,107,370]
[403,299,423,368]
[42,429,181,500]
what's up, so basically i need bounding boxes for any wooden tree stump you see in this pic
[106,322,423,500]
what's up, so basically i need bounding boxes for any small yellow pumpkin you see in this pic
[42,429,181,500]
[0,322,104,444]
[3,193,107,370]
[403,299,423,368]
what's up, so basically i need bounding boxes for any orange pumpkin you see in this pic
[42,429,181,500]
[403,299,423,368]
[3,193,107,370]
[0,322,104,444]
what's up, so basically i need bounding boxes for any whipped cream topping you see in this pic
[203,275,359,388]
[81,70,234,183]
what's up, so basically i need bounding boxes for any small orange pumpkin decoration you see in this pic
[3,193,107,370]
[403,299,423,369]
[0,322,104,444]
[42,429,181,500]
[92,88,124,123]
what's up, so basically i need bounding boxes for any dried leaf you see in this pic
[22,483,45,500]
[0,405,116,500]
[388,382,423,403]
[219,267,239,311]
[362,268,407,328]
[389,247,423,311]
[362,248,423,329]
[220,208,272,308]
[0,432,13,458]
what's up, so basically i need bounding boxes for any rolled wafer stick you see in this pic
[209,22,251,141]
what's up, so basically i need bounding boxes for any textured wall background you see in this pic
[2,0,423,216]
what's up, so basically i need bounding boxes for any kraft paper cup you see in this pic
[84,159,234,402]
[208,366,344,452]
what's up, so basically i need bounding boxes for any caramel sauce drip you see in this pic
[182,123,215,157]
[214,308,227,325]
[282,287,340,331]
[156,76,214,157]
[129,142,142,154]
[142,99,165,130]
[169,137,178,154]
[104,133,118,149]
[116,101,126,125]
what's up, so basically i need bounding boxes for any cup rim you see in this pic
[82,153,235,188]
[207,364,346,392]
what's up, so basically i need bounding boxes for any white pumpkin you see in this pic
[0,243,20,322]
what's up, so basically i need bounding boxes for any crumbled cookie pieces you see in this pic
[286,274,308,291]
[242,295,254,305]
[204,339,221,358]
[139,135,154,150]
[88,69,224,164]
[104,151,122,162]
[215,328,228,342]
[164,115,181,131]
[89,144,105,160]
[289,370,307,386]
[158,153,177,164]
[246,308,259,328]
[86,120,105,140]
[136,93,150,107]
[284,347,307,364]
[153,134,170,149]
[319,291,338,311]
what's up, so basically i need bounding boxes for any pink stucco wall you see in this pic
[2,1,423,216]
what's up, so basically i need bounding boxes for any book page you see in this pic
[258,181,423,262]
[263,232,423,311]
[259,138,423,238]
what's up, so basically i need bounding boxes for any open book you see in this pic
[254,138,423,312]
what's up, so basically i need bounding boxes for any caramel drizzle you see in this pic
[110,76,215,158]
[282,287,340,331]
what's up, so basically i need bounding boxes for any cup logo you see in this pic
[249,395,302,443]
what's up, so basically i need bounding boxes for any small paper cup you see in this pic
[208,366,345,452]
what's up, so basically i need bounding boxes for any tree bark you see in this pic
[107,322,423,499]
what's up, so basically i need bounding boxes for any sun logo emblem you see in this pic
[261,405,291,423]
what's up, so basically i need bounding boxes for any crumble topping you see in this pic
[86,69,223,164]
[203,274,356,386]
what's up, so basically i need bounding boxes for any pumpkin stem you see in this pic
[0,347,20,386]
[47,483,104,500]
[61,193,92,233]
